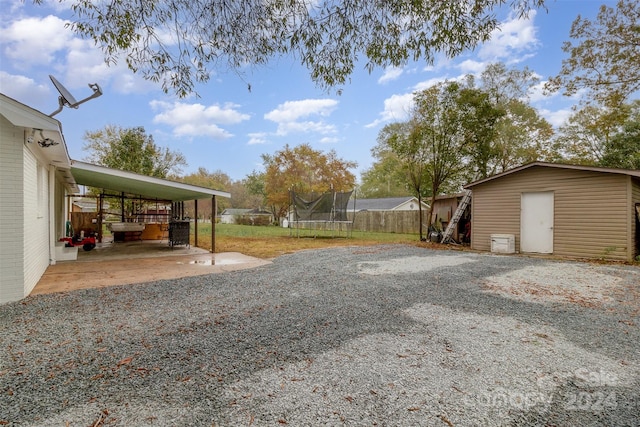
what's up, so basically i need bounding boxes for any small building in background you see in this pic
[348,196,429,212]
[221,208,273,225]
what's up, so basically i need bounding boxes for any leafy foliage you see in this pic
[358,148,408,199]
[181,168,232,218]
[83,125,186,178]
[37,0,545,96]
[546,0,640,108]
[600,101,640,169]
[261,143,356,219]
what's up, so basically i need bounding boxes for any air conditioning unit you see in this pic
[491,234,515,254]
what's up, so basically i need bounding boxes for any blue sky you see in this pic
[0,0,615,182]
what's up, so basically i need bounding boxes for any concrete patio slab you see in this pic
[32,240,271,295]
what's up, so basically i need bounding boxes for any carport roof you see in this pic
[70,160,230,201]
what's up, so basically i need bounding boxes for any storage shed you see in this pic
[465,162,640,262]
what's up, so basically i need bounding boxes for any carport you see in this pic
[69,160,230,252]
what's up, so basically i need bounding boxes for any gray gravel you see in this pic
[1,244,639,426]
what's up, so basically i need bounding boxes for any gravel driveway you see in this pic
[1,245,639,426]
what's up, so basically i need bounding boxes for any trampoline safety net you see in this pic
[289,190,354,237]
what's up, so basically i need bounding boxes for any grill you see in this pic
[168,220,190,248]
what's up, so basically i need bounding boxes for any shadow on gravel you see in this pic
[1,245,638,426]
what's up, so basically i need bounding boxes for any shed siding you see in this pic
[0,116,25,303]
[471,167,630,261]
[23,147,51,297]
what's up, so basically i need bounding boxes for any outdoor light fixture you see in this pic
[31,129,59,148]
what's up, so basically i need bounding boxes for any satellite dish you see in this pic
[49,75,103,117]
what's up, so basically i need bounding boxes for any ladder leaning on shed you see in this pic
[441,190,472,244]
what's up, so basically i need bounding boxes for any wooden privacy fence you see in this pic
[348,211,421,234]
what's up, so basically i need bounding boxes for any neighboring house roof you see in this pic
[222,208,272,216]
[221,209,252,216]
[247,209,272,215]
[465,162,640,188]
[349,196,428,211]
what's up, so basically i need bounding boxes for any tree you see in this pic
[358,152,408,199]
[181,168,232,219]
[412,82,468,231]
[245,170,269,212]
[83,125,186,178]
[261,143,356,220]
[359,125,413,198]
[384,121,431,241]
[42,0,545,96]
[546,0,640,108]
[600,101,640,169]
[455,85,505,179]
[492,99,557,170]
[228,179,264,210]
[381,82,469,239]
[83,125,187,218]
[478,63,555,173]
[554,105,625,165]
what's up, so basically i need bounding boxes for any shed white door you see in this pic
[520,192,554,254]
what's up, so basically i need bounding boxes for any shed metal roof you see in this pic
[465,162,640,188]
[71,161,230,202]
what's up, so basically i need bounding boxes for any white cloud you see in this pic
[378,66,404,84]
[274,120,336,136]
[0,71,51,110]
[365,93,415,128]
[264,98,338,136]
[457,59,486,75]
[247,132,268,145]
[265,99,337,122]
[539,108,572,128]
[1,15,72,67]
[319,136,340,144]
[479,11,539,61]
[151,100,250,139]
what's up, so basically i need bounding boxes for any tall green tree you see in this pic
[384,121,431,240]
[83,125,186,218]
[554,105,626,165]
[261,144,356,220]
[359,125,412,198]
[546,0,640,108]
[38,0,545,96]
[479,63,555,172]
[83,125,186,178]
[381,82,469,238]
[600,101,640,169]
[493,99,557,169]
[456,85,505,179]
[412,82,468,230]
[358,153,407,199]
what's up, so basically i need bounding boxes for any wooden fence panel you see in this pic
[348,211,421,234]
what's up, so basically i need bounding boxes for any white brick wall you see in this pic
[23,147,51,297]
[0,115,26,303]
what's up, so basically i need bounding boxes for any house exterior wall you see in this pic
[0,115,26,303]
[22,146,51,297]
[470,166,633,261]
